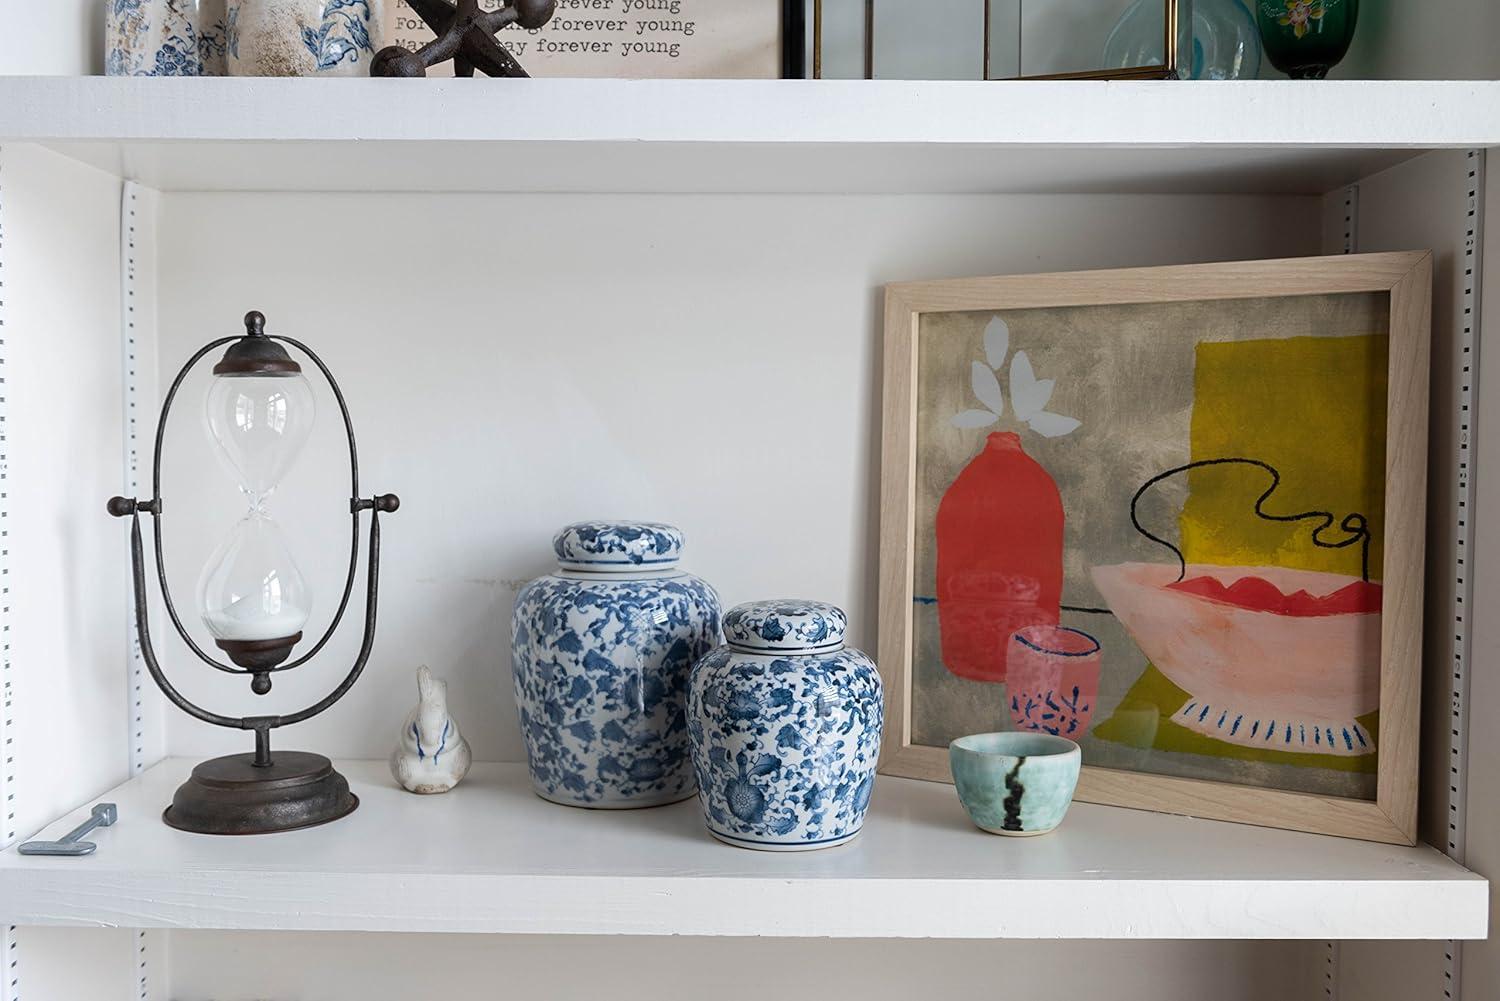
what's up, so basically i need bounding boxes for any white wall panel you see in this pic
[3,141,155,1001]
[1337,0,1500,81]
[5,143,136,838]
[16,928,141,1001]
[152,189,1320,764]
[167,931,1320,1001]
[0,4,101,76]
[1338,939,1443,1001]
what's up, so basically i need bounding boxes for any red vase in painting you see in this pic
[935,431,1064,683]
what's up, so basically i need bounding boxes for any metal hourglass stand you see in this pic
[108,311,400,836]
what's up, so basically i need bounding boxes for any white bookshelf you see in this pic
[0,70,1492,1000]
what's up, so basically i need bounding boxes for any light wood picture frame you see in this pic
[878,252,1432,845]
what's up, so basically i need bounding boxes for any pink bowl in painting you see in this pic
[1090,563,1382,754]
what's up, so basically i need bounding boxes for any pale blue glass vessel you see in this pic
[1104,0,1262,80]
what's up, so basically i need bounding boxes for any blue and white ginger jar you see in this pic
[688,600,883,851]
[511,521,721,808]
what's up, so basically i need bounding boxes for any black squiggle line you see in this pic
[1002,757,1026,832]
[1130,457,1372,584]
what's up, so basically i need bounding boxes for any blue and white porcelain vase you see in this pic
[225,0,388,76]
[688,600,883,851]
[107,0,229,76]
[511,521,721,809]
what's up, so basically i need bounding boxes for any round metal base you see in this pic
[163,751,358,836]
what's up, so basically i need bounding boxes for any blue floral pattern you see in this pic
[153,37,199,74]
[512,525,720,808]
[301,0,373,70]
[226,4,240,57]
[106,0,207,76]
[222,0,387,75]
[198,4,229,74]
[723,600,848,652]
[552,521,684,569]
[689,601,883,851]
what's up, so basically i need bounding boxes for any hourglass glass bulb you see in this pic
[198,510,311,643]
[205,371,316,500]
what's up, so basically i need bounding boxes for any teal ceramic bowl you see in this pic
[949,732,1081,836]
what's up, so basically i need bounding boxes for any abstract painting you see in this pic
[878,254,1431,843]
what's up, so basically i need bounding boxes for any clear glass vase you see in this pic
[1105,0,1262,80]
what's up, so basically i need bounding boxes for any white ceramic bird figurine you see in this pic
[390,666,472,794]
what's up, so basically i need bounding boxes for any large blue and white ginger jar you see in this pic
[511,521,721,809]
[688,600,883,851]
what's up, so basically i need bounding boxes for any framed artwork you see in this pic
[384,0,804,78]
[878,253,1432,844]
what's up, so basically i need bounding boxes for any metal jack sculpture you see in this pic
[371,0,558,77]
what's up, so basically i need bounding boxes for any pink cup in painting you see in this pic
[1007,625,1102,740]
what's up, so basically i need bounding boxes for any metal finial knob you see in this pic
[244,311,266,337]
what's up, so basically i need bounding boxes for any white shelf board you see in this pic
[0,759,1484,939]
[0,77,1496,193]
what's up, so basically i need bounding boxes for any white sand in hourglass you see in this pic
[203,597,311,642]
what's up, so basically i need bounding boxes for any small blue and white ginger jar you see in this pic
[688,600,883,851]
[511,521,721,809]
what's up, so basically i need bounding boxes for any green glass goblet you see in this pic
[1255,0,1359,78]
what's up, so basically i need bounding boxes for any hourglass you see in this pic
[109,311,399,835]
[199,317,316,676]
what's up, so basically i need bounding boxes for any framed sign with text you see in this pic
[384,0,806,78]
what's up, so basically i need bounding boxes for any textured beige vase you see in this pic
[226,0,388,77]
[106,0,229,76]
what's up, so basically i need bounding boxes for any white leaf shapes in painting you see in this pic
[949,317,1081,438]
[983,316,1010,370]
[970,361,1005,416]
[1010,350,1081,438]
[1025,410,1083,438]
[952,409,1001,429]
[1008,351,1054,418]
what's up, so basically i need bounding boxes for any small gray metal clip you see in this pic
[19,803,118,857]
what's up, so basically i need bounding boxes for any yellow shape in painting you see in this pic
[1093,332,1387,771]
[1181,334,1388,580]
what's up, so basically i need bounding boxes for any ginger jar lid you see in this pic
[552,521,684,572]
[723,600,847,654]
